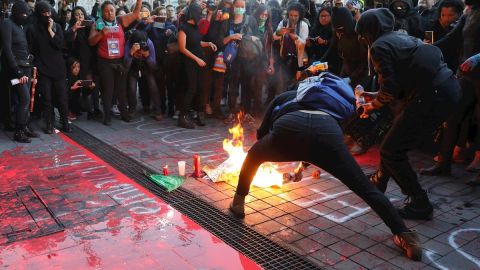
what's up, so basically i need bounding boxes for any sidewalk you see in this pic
[0,129,261,270]
[71,114,480,270]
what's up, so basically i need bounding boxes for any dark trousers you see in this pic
[166,53,185,114]
[438,75,480,159]
[12,67,32,130]
[182,59,206,114]
[379,77,461,196]
[127,67,161,115]
[155,61,169,114]
[97,58,128,118]
[38,74,68,125]
[236,111,409,234]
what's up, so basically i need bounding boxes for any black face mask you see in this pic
[465,0,480,5]
[11,1,30,26]
[40,15,50,26]
[14,13,29,25]
[393,8,407,18]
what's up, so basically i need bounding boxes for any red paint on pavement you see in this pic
[0,134,262,270]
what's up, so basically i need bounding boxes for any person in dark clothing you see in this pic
[0,1,39,142]
[124,30,163,120]
[355,8,461,220]
[306,7,333,63]
[421,0,480,183]
[320,7,367,87]
[177,2,217,128]
[417,0,436,32]
[27,1,72,134]
[229,79,423,262]
[429,0,464,70]
[389,0,424,39]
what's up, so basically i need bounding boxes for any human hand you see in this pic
[359,103,375,118]
[19,76,29,85]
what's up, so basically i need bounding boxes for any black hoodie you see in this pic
[321,7,368,86]
[389,0,424,39]
[356,8,452,104]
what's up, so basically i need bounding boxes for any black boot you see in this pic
[14,130,31,143]
[178,114,195,129]
[420,162,451,176]
[103,114,111,126]
[62,122,73,133]
[398,190,433,220]
[24,126,39,138]
[368,170,389,193]
[196,112,206,126]
[44,121,54,134]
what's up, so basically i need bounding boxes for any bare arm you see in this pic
[119,0,142,28]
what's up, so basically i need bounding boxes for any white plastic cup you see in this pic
[178,161,186,176]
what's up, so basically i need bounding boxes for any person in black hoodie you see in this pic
[421,0,480,183]
[0,1,39,142]
[320,7,367,87]
[356,8,461,220]
[389,0,424,39]
[306,7,333,63]
[27,1,72,134]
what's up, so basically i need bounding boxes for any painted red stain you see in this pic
[0,133,262,270]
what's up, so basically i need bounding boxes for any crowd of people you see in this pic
[1,0,479,262]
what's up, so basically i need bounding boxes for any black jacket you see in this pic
[389,0,424,39]
[308,19,333,62]
[27,22,66,80]
[435,8,480,79]
[0,18,30,78]
[356,8,453,104]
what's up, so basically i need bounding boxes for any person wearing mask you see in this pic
[0,1,39,142]
[421,0,480,180]
[356,8,461,220]
[88,0,142,125]
[124,30,163,121]
[389,0,424,39]
[306,7,333,62]
[417,0,436,31]
[177,2,217,128]
[229,78,423,262]
[346,0,362,21]
[27,1,72,134]
[273,2,309,84]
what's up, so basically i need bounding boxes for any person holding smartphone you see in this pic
[88,0,142,125]
[0,1,39,142]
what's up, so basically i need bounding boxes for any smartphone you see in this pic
[80,80,93,87]
[140,11,149,19]
[281,27,295,34]
[81,20,94,27]
[154,16,167,22]
[425,31,434,43]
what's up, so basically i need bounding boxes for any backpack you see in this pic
[272,72,356,122]
[223,34,239,66]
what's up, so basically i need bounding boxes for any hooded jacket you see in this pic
[356,8,453,105]
[321,7,368,87]
[434,6,480,79]
[389,0,424,39]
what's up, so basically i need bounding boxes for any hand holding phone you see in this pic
[81,20,94,27]
[424,31,434,43]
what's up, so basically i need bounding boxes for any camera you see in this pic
[139,41,149,51]
[206,0,217,11]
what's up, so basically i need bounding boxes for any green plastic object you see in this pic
[145,172,184,192]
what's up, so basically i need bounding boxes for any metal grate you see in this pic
[65,125,322,270]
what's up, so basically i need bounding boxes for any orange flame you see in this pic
[220,116,283,188]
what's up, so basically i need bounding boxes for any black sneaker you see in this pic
[24,127,39,138]
[178,115,195,129]
[14,130,31,143]
[393,231,422,261]
[398,196,433,220]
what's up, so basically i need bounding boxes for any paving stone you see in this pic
[276,202,302,213]
[373,262,403,270]
[261,195,288,206]
[309,247,345,266]
[250,190,273,200]
[333,259,366,270]
[252,220,286,236]
[292,222,322,237]
[350,251,386,269]
[360,227,391,242]
[259,207,287,219]
[329,241,362,257]
[277,191,304,201]
[388,255,429,270]
[244,212,271,226]
[356,213,384,226]
[275,214,304,227]
[423,239,454,256]
[290,237,323,255]
[309,231,341,246]
[246,199,272,212]
[366,243,400,261]
[328,225,357,240]
[308,216,337,230]
[460,238,480,258]
[344,234,377,249]
[269,228,304,244]
[290,208,319,222]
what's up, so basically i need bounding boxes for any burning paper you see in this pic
[203,118,283,187]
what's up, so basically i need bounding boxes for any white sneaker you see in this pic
[111,105,120,116]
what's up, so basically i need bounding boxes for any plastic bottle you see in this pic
[354,85,366,109]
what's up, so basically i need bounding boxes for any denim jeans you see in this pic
[236,111,408,234]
